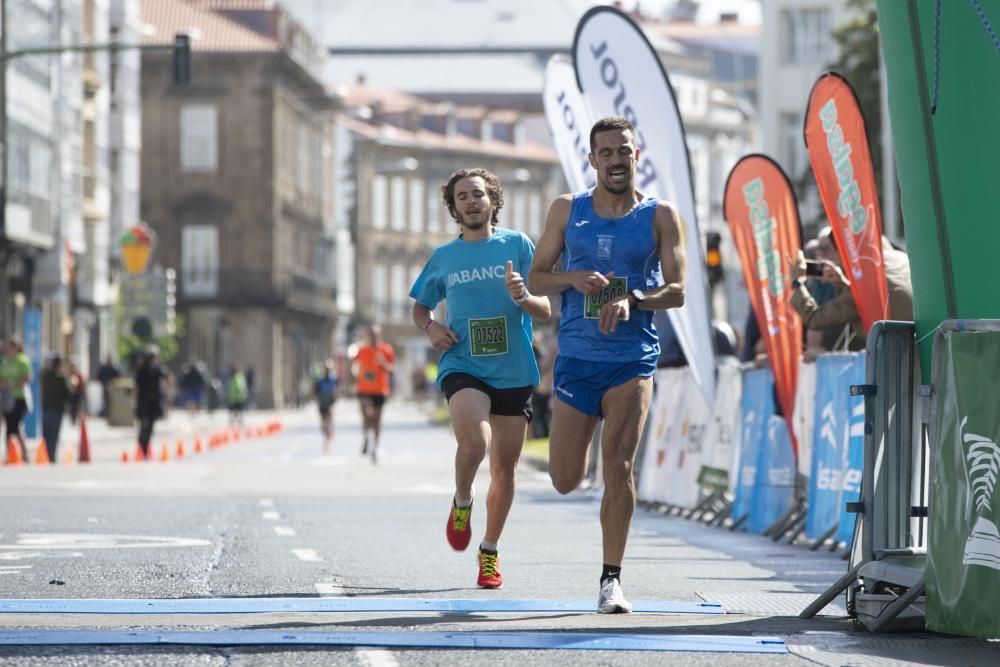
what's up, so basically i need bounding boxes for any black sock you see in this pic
[601,565,621,584]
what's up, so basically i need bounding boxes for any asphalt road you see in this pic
[0,399,993,666]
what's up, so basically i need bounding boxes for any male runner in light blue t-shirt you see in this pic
[530,117,687,613]
[410,168,551,589]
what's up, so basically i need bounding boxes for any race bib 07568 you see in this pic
[468,316,509,356]
[584,277,628,319]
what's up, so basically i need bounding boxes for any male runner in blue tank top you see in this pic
[529,116,687,613]
[410,168,551,589]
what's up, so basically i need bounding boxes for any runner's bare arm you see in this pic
[528,196,610,297]
[638,201,686,311]
[412,302,458,351]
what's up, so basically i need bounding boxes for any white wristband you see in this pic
[513,291,531,304]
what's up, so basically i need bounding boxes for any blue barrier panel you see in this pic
[748,416,797,534]
[0,598,723,615]
[0,630,789,653]
[733,367,774,522]
[836,353,866,545]
[805,354,857,539]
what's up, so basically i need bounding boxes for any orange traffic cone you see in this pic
[34,440,51,465]
[158,442,170,463]
[194,437,204,454]
[5,438,24,466]
[61,448,75,465]
[176,440,186,459]
[134,445,146,462]
[78,414,91,463]
[121,449,130,463]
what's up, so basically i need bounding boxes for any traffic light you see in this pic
[173,34,191,85]
[706,231,724,287]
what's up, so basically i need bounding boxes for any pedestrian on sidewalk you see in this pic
[410,167,551,589]
[529,116,687,613]
[96,356,120,419]
[67,359,86,425]
[0,336,32,462]
[134,347,166,460]
[226,365,248,426]
[179,361,207,416]
[40,354,73,462]
[352,324,395,464]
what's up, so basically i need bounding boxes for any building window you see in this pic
[409,179,424,233]
[528,190,542,239]
[391,264,407,322]
[426,180,441,234]
[180,104,218,172]
[181,225,219,297]
[372,264,388,320]
[512,186,527,233]
[391,176,406,231]
[372,175,387,229]
[779,112,805,179]
[781,9,831,65]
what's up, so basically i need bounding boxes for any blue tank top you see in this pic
[558,190,662,363]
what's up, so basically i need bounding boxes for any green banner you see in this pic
[928,330,1000,638]
[877,0,1000,379]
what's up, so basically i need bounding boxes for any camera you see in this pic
[805,260,825,277]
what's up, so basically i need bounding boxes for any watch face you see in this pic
[631,289,645,302]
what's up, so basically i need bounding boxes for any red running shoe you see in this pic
[446,498,473,551]
[477,549,503,589]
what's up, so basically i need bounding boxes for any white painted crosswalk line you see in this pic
[292,548,322,562]
[355,648,400,667]
[274,526,296,537]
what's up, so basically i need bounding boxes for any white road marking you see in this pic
[292,549,323,562]
[274,526,296,537]
[257,499,275,508]
[314,582,347,596]
[0,534,210,550]
[355,648,400,667]
[261,511,281,521]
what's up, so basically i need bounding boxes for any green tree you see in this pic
[831,0,883,197]
[796,0,885,235]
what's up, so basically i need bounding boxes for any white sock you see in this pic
[480,540,498,552]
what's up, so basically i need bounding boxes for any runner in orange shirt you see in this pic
[352,324,396,464]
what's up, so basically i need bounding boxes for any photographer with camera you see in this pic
[789,227,913,360]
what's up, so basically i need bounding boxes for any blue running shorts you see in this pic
[552,356,656,418]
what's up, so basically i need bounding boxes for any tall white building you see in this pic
[760,0,852,225]
[1,0,139,375]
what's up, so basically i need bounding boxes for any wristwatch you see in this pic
[791,278,804,289]
[627,289,646,309]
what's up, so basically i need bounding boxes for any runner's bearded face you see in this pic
[454,176,494,230]
[590,129,638,196]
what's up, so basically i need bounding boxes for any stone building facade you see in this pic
[140,0,339,407]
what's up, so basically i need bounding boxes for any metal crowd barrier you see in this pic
[801,320,929,631]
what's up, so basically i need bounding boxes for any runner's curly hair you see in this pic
[441,168,504,226]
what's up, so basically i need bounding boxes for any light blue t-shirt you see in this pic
[409,227,539,389]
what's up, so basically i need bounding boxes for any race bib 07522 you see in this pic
[584,277,628,319]
[468,316,509,356]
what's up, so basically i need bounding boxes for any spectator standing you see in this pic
[40,354,73,462]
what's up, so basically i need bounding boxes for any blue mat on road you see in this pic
[0,630,787,653]
[0,597,722,615]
